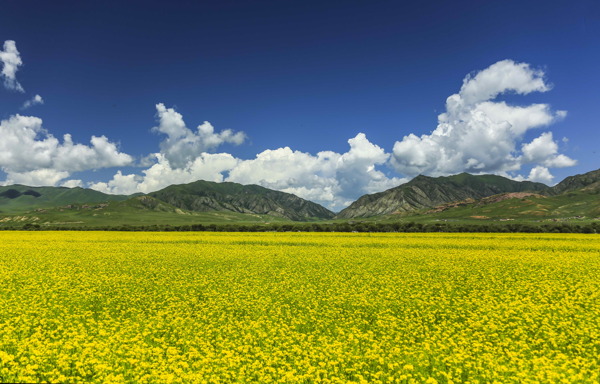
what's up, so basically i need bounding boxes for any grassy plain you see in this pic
[0,232,599,383]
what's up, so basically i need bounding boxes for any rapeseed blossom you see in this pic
[0,232,598,383]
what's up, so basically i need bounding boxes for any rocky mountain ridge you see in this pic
[1,168,598,223]
[548,169,600,195]
[148,180,335,221]
[336,173,549,219]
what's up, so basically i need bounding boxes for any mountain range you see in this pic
[0,168,598,228]
[147,180,334,221]
[0,180,334,226]
[336,173,549,219]
[346,169,600,223]
[0,185,131,212]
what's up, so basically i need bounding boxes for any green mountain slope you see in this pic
[0,185,131,213]
[411,191,599,223]
[0,195,292,228]
[393,168,600,223]
[336,173,549,219]
[1,169,597,228]
[148,180,335,221]
[0,180,335,224]
[549,169,600,195]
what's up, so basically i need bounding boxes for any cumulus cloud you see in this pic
[153,103,246,168]
[227,133,405,209]
[521,132,577,168]
[391,60,573,178]
[4,169,70,186]
[8,59,575,210]
[458,60,550,105]
[527,166,554,184]
[61,179,84,188]
[21,94,44,109]
[0,114,133,186]
[92,132,405,211]
[90,153,239,195]
[0,40,24,92]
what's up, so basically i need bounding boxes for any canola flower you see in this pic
[0,231,599,383]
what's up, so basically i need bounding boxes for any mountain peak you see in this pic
[551,169,600,195]
[336,172,550,219]
[148,179,334,221]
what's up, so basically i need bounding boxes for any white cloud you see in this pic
[228,133,405,209]
[522,132,557,163]
[545,154,577,168]
[391,60,573,178]
[90,153,239,195]
[527,166,554,184]
[4,58,576,211]
[22,94,44,109]
[474,102,563,136]
[4,169,70,187]
[0,114,133,186]
[458,60,550,105]
[153,103,246,168]
[2,102,404,210]
[61,179,83,188]
[521,132,576,168]
[89,172,139,195]
[0,40,24,92]
[94,132,405,211]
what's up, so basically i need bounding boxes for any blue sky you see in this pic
[0,0,598,210]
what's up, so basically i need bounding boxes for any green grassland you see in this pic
[426,191,599,221]
[357,190,600,226]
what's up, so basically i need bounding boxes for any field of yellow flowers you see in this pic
[0,231,599,383]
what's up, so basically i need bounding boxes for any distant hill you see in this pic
[336,173,549,219]
[0,195,294,228]
[548,169,600,195]
[391,168,600,223]
[0,180,335,224]
[148,180,335,221]
[0,185,131,213]
[1,169,597,228]
[418,190,598,222]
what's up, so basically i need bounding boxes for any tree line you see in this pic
[10,221,600,233]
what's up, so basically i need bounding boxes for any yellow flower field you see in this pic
[0,232,599,383]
